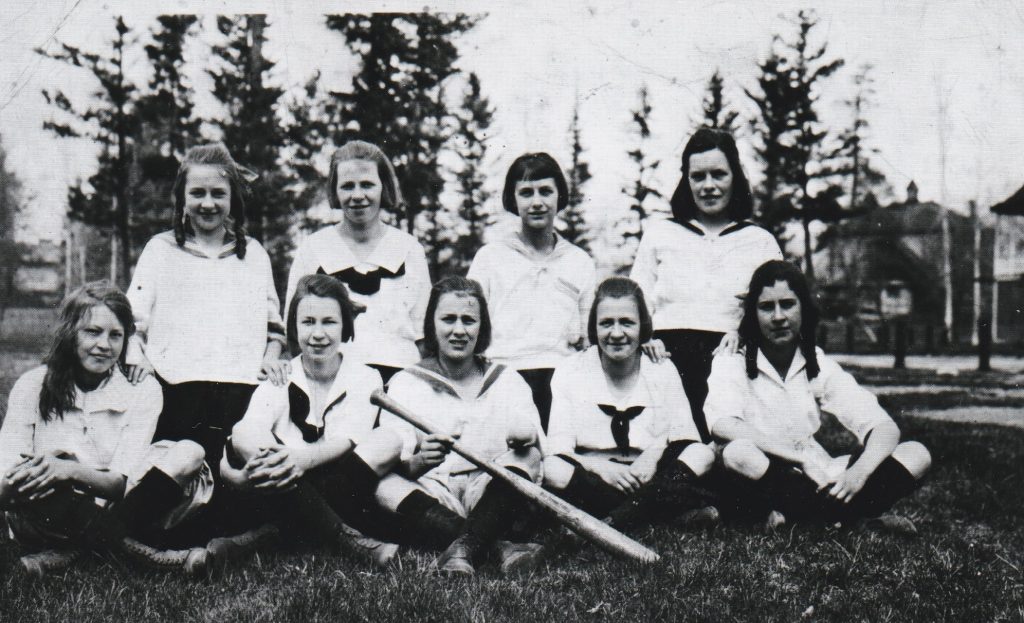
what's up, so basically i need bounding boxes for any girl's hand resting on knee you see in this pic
[246,447,303,491]
[591,461,642,494]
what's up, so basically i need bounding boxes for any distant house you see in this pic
[817,182,993,345]
[992,184,1024,342]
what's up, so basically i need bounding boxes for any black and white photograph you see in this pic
[0,1,1022,621]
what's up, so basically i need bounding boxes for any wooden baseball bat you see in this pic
[370,389,661,564]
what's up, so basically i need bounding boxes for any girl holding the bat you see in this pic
[286,140,431,385]
[467,152,596,431]
[222,274,407,566]
[630,128,782,442]
[544,277,720,530]
[374,276,547,576]
[125,143,289,484]
[704,260,931,531]
[1,283,213,577]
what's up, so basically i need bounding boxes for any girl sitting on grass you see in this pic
[221,274,405,567]
[544,277,719,532]
[0,283,212,577]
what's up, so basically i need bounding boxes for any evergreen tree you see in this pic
[207,15,296,295]
[324,13,477,239]
[746,10,845,282]
[450,72,494,275]
[622,85,662,243]
[37,16,140,288]
[836,64,890,210]
[698,69,739,132]
[133,15,201,250]
[560,99,592,252]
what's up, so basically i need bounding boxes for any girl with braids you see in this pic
[125,143,288,479]
[544,277,719,532]
[285,140,431,385]
[630,128,782,442]
[1,283,212,576]
[704,260,932,531]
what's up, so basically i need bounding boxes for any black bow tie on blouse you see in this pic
[319,263,406,296]
[597,404,646,453]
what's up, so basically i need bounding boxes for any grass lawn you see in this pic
[1,341,1022,622]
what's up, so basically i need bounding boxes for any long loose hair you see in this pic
[39,282,135,422]
[669,128,753,224]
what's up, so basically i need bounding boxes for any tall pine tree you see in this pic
[207,15,296,295]
[560,99,592,252]
[324,13,477,243]
[133,15,201,251]
[698,69,739,132]
[836,63,890,210]
[37,16,140,287]
[747,10,845,282]
[622,85,662,242]
[450,72,494,275]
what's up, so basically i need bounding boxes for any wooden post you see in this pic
[893,320,907,369]
[978,317,992,372]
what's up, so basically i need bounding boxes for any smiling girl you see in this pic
[544,277,718,531]
[467,153,596,431]
[286,140,431,385]
[1,283,211,576]
[125,144,287,482]
[630,129,782,442]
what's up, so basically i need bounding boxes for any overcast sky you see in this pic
[2,0,1023,244]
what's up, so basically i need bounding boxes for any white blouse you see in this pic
[286,225,431,369]
[0,366,163,479]
[630,218,782,333]
[468,233,596,370]
[126,232,284,385]
[546,347,700,460]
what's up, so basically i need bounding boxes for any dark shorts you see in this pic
[654,329,724,443]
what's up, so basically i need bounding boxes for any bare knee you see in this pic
[161,440,205,479]
[355,428,404,475]
[497,446,542,481]
[679,443,715,477]
[374,473,421,512]
[542,456,575,490]
[892,441,931,480]
[722,440,769,480]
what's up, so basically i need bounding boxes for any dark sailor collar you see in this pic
[676,219,756,237]
[315,225,409,275]
[404,356,507,400]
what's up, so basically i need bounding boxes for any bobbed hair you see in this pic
[172,143,251,259]
[326,140,404,216]
[738,260,820,380]
[501,152,569,215]
[669,128,754,224]
[40,282,135,422]
[421,276,492,358]
[286,274,357,357]
[587,277,654,347]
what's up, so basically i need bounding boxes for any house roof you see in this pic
[837,200,970,237]
[992,185,1024,215]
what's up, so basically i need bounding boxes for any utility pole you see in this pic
[970,200,981,345]
[935,77,954,343]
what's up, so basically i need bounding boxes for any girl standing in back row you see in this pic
[286,140,431,385]
[126,143,289,482]
[631,129,782,442]
[468,153,596,431]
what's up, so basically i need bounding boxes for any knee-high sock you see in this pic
[111,468,185,537]
[757,460,826,520]
[464,470,532,553]
[621,460,712,525]
[826,457,920,522]
[396,490,465,550]
[311,452,381,524]
[285,481,352,546]
[553,467,625,520]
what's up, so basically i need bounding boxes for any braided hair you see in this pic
[738,260,820,381]
[171,143,253,259]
